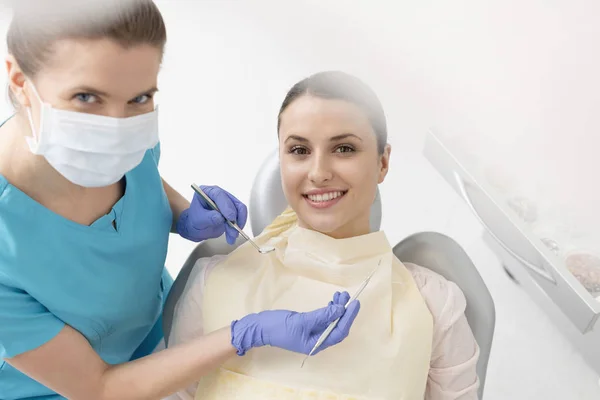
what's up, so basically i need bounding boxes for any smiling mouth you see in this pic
[302,190,348,208]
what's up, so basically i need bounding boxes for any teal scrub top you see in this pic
[0,132,174,399]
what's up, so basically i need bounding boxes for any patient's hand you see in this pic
[230,291,360,356]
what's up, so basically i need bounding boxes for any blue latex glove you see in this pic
[231,291,360,356]
[176,185,248,244]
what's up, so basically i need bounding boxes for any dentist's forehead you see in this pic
[12,0,139,25]
[10,0,164,90]
[40,38,161,99]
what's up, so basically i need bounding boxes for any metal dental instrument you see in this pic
[301,259,382,368]
[191,184,275,254]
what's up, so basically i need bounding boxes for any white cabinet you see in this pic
[423,130,600,373]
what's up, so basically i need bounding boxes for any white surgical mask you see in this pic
[25,83,159,188]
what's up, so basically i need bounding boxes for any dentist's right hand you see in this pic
[230,291,360,356]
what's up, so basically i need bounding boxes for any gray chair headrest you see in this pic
[249,148,382,237]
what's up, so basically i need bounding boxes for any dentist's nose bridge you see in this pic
[103,94,153,118]
[107,109,128,119]
[106,104,139,119]
[105,100,139,118]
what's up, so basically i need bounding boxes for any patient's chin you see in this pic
[302,216,348,237]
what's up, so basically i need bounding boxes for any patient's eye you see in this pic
[334,145,355,154]
[289,146,309,156]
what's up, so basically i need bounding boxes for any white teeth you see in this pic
[307,191,344,202]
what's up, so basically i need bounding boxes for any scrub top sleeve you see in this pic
[0,280,65,358]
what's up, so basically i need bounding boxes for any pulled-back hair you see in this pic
[278,71,387,154]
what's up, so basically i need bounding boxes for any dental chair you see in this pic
[163,150,495,399]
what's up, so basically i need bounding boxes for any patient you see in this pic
[168,71,480,399]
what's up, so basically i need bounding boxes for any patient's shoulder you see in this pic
[179,255,228,301]
[168,255,228,346]
[403,262,455,293]
[403,262,467,331]
[191,255,228,280]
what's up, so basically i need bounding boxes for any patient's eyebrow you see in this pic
[284,135,309,144]
[284,133,364,144]
[330,133,362,142]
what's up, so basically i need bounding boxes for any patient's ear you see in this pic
[377,144,391,184]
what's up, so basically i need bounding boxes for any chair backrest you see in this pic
[249,148,383,236]
[162,235,246,345]
[393,232,495,399]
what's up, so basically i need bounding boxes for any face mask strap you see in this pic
[24,81,45,148]
[28,81,43,105]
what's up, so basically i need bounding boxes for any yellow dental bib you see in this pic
[196,209,433,400]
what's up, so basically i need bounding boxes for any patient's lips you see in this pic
[303,189,347,209]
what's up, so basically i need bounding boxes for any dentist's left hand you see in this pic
[176,185,248,244]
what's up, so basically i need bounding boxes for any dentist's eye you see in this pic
[131,94,152,104]
[289,146,309,155]
[74,93,98,104]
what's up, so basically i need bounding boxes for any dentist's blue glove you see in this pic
[230,291,360,356]
[176,185,248,244]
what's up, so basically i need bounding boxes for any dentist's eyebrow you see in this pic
[69,87,159,98]
[129,88,159,101]
[134,87,159,97]
[71,86,109,96]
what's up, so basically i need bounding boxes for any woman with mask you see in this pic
[168,71,480,399]
[0,2,359,399]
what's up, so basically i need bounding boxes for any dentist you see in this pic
[0,1,360,399]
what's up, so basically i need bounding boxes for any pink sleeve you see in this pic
[166,255,227,400]
[405,263,480,400]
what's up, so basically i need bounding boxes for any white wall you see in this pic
[151,0,600,271]
[2,0,598,267]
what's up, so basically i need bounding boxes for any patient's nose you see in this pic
[308,154,333,184]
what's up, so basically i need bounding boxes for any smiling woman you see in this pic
[168,71,481,400]
[277,72,390,239]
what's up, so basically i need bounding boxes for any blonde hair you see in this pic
[6,0,167,106]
